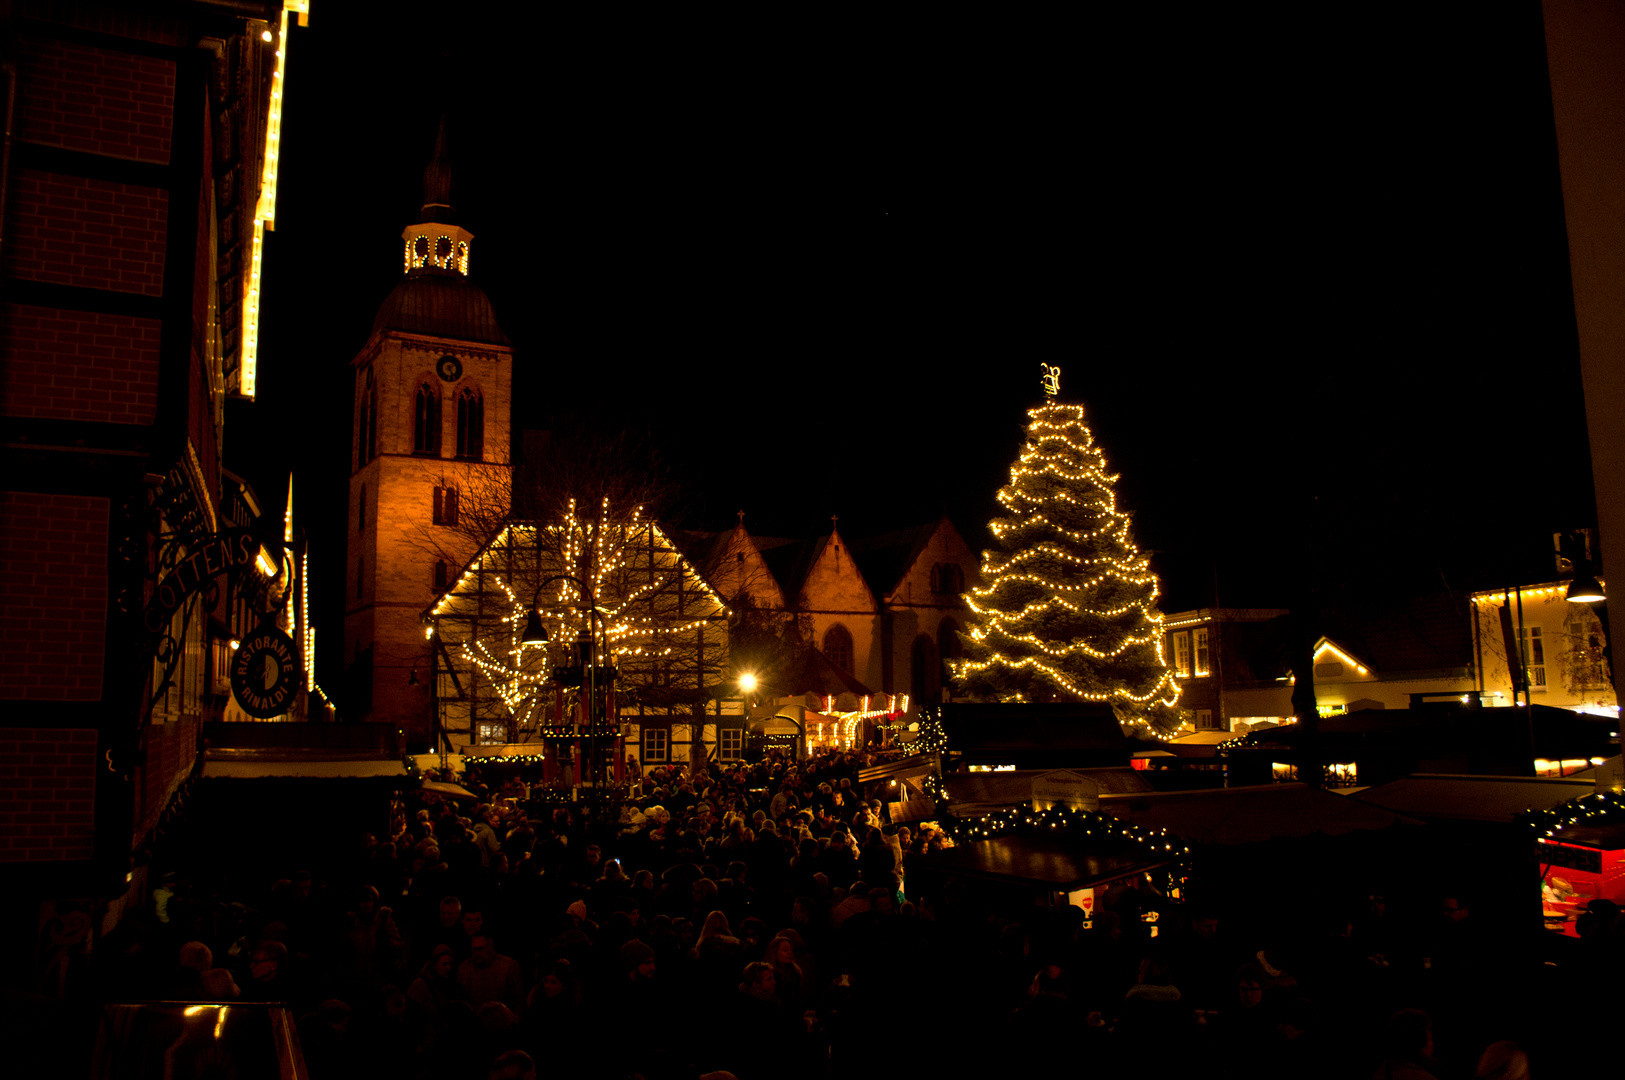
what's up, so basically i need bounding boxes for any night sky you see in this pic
[225,4,1592,680]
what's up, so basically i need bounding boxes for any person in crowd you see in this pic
[457,932,525,1015]
[1475,1040,1530,1080]
[239,941,292,1004]
[407,943,465,1025]
[1372,1008,1443,1079]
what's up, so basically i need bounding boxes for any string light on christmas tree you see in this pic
[949,385,1182,733]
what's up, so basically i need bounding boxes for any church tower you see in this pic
[345,119,512,745]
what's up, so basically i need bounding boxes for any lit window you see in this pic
[1193,628,1210,676]
[1519,626,1547,690]
[474,721,507,746]
[1196,709,1217,729]
[1172,632,1191,678]
[720,727,743,760]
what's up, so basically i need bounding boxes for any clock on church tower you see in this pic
[343,116,514,747]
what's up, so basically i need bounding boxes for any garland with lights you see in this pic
[949,400,1182,735]
[943,804,1191,895]
[430,497,733,745]
[1519,789,1625,840]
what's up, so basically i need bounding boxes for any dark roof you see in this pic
[1350,775,1594,824]
[847,520,940,598]
[1099,784,1420,844]
[944,767,1152,808]
[759,535,825,601]
[372,268,509,346]
[909,835,1174,891]
[779,647,871,697]
[941,702,1127,754]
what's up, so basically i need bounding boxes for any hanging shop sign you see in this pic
[145,528,271,633]
[231,623,300,719]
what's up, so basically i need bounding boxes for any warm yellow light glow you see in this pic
[229,639,241,651]
[240,3,308,399]
[739,673,757,692]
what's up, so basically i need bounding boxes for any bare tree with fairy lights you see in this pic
[949,368,1184,736]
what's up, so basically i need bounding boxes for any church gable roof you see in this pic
[796,527,877,613]
[848,515,972,602]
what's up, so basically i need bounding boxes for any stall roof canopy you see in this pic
[945,767,1151,812]
[421,779,478,801]
[1098,783,1420,845]
[1349,774,1595,824]
[940,702,1128,768]
[911,835,1174,891]
[201,756,407,779]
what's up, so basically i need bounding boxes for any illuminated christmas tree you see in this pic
[950,369,1182,735]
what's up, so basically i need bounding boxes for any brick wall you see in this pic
[137,714,198,843]
[0,304,161,423]
[16,34,174,164]
[14,2,187,47]
[0,728,97,862]
[0,492,108,701]
[3,170,168,296]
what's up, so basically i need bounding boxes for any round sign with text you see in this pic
[231,625,300,719]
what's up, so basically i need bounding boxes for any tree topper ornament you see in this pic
[1041,364,1061,398]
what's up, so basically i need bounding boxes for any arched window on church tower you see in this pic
[824,623,854,675]
[414,383,441,456]
[455,387,484,460]
[359,369,377,468]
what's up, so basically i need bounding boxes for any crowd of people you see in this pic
[89,745,1623,1079]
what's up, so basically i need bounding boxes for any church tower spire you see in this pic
[345,115,513,746]
[401,114,474,276]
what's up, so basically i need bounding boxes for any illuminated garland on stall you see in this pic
[943,804,1192,894]
[949,398,1181,734]
[1519,789,1625,839]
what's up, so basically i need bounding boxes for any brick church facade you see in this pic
[343,120,512,747]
